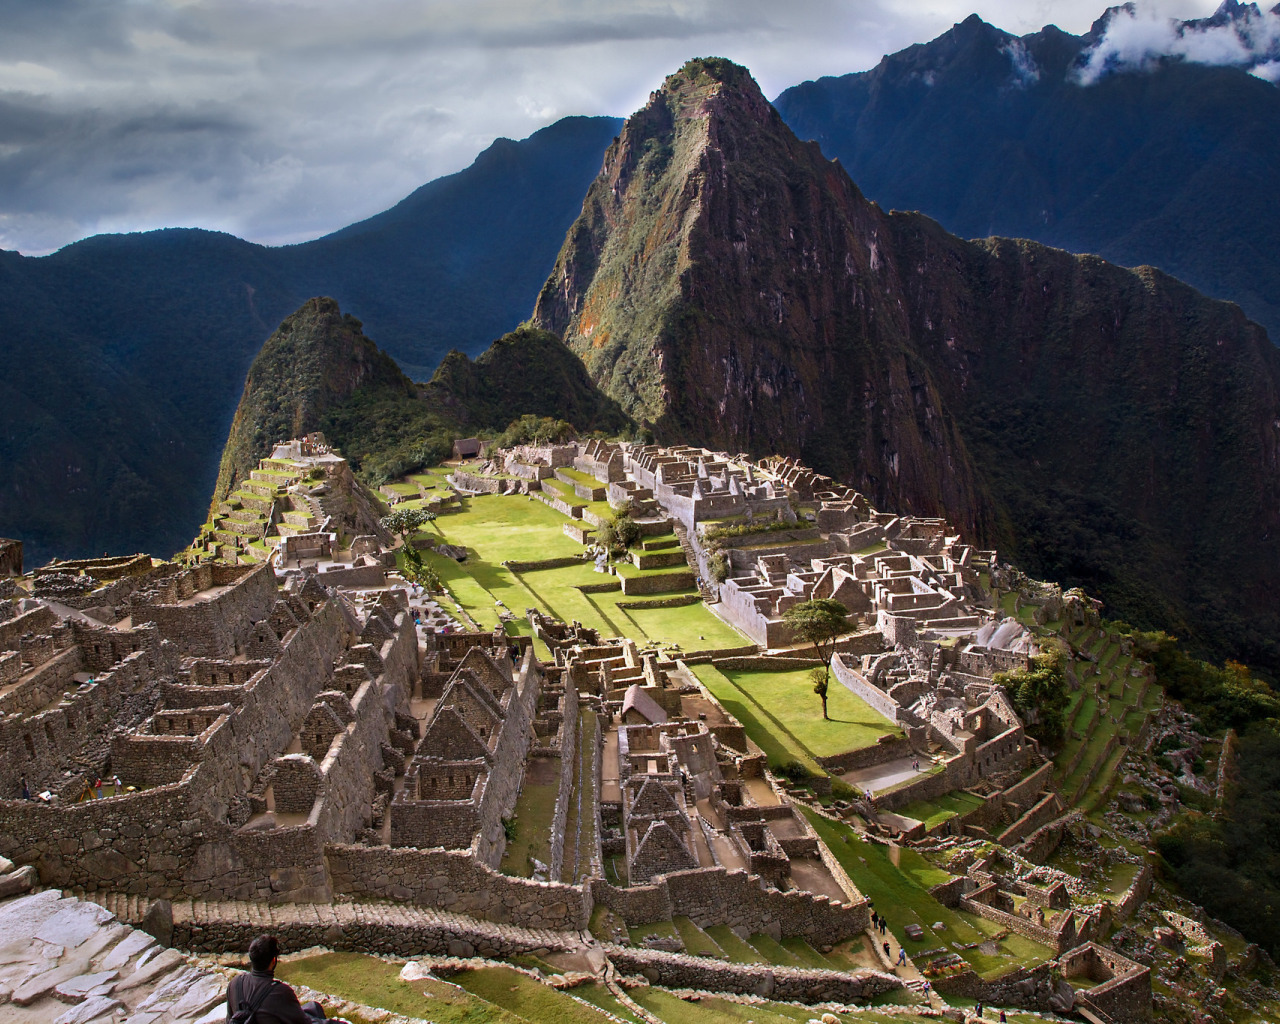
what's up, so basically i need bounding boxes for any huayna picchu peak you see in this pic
[535,56,1280,676]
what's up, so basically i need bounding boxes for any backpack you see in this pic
[229,978,277,1024]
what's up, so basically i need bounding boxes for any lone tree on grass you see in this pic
[782,598,849,720]
[380,506,437,544]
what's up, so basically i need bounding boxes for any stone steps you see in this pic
[80,893,582,960]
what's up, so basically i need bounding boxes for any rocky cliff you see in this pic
[533,58,1280,671]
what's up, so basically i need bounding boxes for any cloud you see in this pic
[1075,1,1280,83]
[0,0,1224,254]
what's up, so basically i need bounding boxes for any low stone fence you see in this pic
[531,490,583,520]
[959,886,1078,953]
[713,655,822,671]
[831,656,901,725]
[819,736,915,775]
[615,595,702,610]
[506,556,586,573]
[630,549,688,570]
[605,946,901,1003]
[619,571,694,596]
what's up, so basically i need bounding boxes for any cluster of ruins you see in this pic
[0,433,1159,1021]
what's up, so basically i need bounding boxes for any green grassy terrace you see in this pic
[410,483,744,652]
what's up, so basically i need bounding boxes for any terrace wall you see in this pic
[325,843,588,931]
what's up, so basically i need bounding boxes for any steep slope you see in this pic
[211,297,415,508]
[214,298,630,506]
[0,115,620,565]
[534,58,992,539]
[773,6,1280,346]
[534,57,1280,672]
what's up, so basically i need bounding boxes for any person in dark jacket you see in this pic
[226,935,325,1024]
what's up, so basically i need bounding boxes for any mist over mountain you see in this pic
[535,56,1280,673]
[0,115,620,566]
[774,1,1280,347]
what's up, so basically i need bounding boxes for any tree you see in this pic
[782,598,849,720]
[380,506,437,543]
[597,510,641,555]
[995,647,1070,743]
[809,667,831,721]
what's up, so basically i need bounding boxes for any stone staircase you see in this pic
[80,892,583,960]
[670,519,718,602]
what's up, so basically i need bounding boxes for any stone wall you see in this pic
[1060,943,1153,1024]
[591,865,869,945]
[325,843,588,931]
[314,565,387,588]
[133,563,279,658]
[997,793,1064,846]
[619,571,694,596]
[1,641,173,797]
[548,678,579,880]
[605,946,900,1002]
[817,736,916,775]
[831,656,900,723]
[0,605,57,649]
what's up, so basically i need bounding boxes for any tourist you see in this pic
[882,941,891,960]
[112,774,122,794]
[95,778,103,799]
[922,980,931,999]
[870,911,879,930]
[227,934,326,1023]
[1000,1010,1007,1023]
[975,1001,983,1020]
[20,775,29,800]
[897,947,907,966]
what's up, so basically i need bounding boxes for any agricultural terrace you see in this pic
[398,467,748,655]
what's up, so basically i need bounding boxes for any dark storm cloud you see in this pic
[0,0,1220,254]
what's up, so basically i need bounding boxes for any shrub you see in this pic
[708,550,730,583]
[772,760,812,782]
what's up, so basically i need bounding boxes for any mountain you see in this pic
[213,296,630,510]
[210,297,415,510]
[0,115,621,567]
[773,4,1280,347]
[533,57,1280,673]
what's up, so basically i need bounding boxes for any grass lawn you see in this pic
[276,952,522,1023]
[673,916,723,957]
[628,920,680,945]
[693,664,898,767]
[800,809,1053,977]
[703,925,764,963]
[897,791,986,830]
[499,779,558,877]
[692,664,821,772]
[556,466,607,489]
[409,487,748,651]
[455,965,616,1023]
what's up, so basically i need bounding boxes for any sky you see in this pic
[0,0,1229,255]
